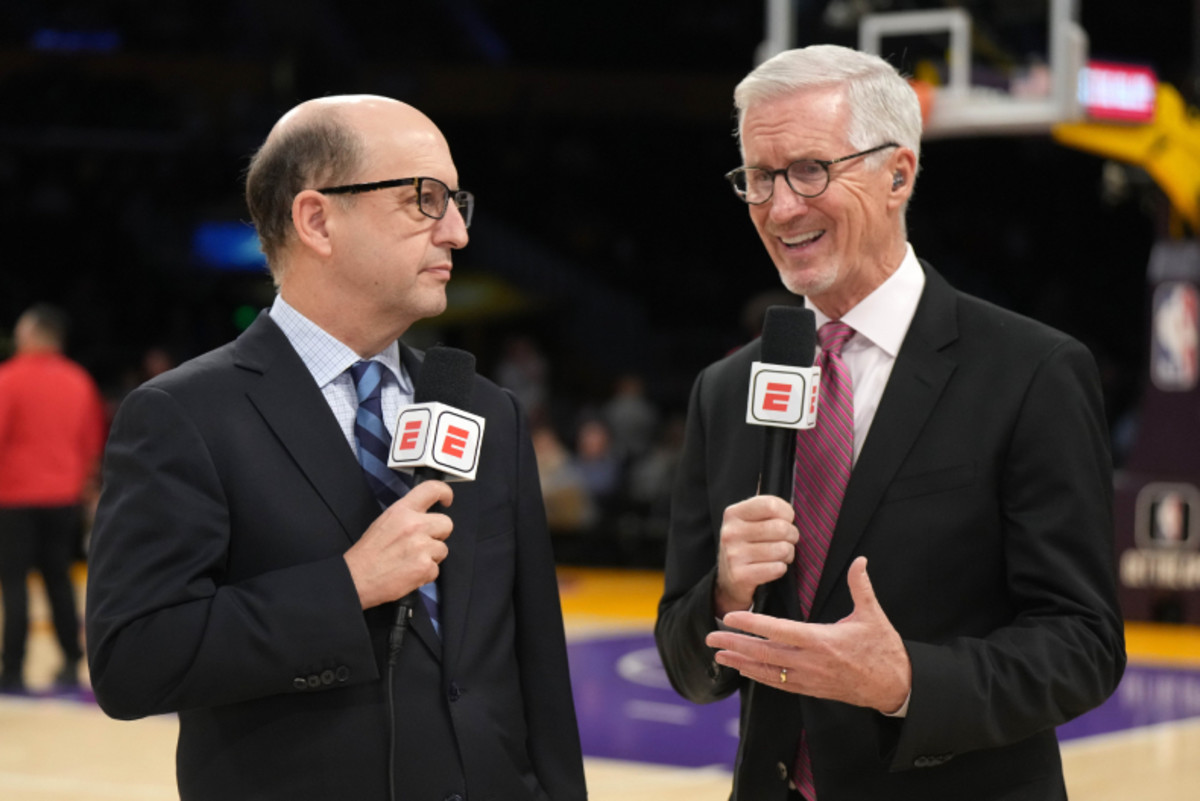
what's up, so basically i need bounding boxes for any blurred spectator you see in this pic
[628,413,686,511]
[575,418,622,509]
[0,304,105,693]
[531,423,595,535]
[618,413,687,565]
[495,335,549,423]
[602,373,659,462]
[140,345,175,380]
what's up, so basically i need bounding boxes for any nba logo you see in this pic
[1151,282,1199,391]
[1135,483,1200,549]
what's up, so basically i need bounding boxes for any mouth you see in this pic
[779,230,825,249]
[423,263,453,280]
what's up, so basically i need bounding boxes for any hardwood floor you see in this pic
[1,567,1197,800]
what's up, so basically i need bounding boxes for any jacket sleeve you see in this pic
[655,367,744,704]
[85,385,380,720]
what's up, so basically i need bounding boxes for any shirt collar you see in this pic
[268,294,409,393]
[806,243,925,357]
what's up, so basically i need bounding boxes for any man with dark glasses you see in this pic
[86,95,585,801]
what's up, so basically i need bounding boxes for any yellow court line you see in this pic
[556,568,1200,664]
[557,567,664,623]
[1124,621,1200,665]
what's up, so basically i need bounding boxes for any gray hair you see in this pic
[734,45,922,171]
[244,114,364,281]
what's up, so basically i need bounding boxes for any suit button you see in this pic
[306,674,321,689]
[335,666,350,682]
[447,682,462,702]
[776,761,789,781]
[320,670,335,686]
[293,677,307,690]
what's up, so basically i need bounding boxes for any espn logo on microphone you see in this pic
[746,361,820,429]
[388,402,486,481]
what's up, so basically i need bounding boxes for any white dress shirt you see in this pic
[268,295,413,454]
[807,243,926,466]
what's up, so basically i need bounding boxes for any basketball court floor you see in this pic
[2,566,1198,800]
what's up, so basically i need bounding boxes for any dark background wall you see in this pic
[0,0,1193,454]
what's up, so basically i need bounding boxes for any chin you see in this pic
[778,264,836,298]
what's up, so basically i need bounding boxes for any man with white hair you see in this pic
[657,45,1125,800]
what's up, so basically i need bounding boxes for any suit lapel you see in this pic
[810,265,959,617]
[235,314,380,545]
[234,317,452,660]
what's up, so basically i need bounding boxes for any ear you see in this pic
[291,189,335,258]
[887,147,918,205]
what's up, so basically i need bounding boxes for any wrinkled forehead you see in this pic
[741,87,851,164]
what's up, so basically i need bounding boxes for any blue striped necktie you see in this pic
[349,360,440,634]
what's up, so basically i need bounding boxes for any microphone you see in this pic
[746,306,817,612]
[389,346,486,484]
[386,345,484,660]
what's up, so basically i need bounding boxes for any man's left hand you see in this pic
[705,556,911,714]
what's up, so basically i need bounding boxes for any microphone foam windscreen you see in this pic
[761,305,817,367]
[414,346,476,409]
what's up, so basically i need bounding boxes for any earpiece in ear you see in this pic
[892,172,904,190]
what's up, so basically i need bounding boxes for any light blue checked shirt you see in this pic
[268,295,414,456]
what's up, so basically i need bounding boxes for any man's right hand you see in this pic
[714,495,799,617]
[344,480,455,610]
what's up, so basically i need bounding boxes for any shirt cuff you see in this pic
[883,689,911,718]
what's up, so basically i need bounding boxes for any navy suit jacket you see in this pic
[86,313,586,801]
[656,264,1125,800]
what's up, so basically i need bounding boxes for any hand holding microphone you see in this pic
[346,480,454,611]
[344,346,483,611]
[714,306,816,617]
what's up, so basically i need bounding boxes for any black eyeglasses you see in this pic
[725,143,899,205]
[316,176,475,228]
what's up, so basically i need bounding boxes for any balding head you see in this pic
[14,303,69,354]
[245,95,444,281]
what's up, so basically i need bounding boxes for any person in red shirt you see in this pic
[0,304,105,693]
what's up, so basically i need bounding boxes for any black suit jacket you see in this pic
[656,264,1125,801]
[86,314,586,801]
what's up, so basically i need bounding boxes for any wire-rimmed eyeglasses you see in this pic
[316,176,475,228]
[724,143,899,205]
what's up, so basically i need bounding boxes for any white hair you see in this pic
[733,45,922,171]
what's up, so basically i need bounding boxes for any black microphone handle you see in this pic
[390,465,448,657]
[753,426,796,613]
[760,427,796,499]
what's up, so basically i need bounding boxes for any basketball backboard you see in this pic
[857,0,1089,138]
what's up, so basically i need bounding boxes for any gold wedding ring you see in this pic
[779,667,788,683]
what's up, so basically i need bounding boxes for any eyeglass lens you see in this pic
[418,178,474,228]
[738,161,828,203]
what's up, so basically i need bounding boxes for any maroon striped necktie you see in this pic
[791,320,855,800]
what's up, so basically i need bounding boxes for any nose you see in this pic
[766,176,810,222]
[435,204,470,250]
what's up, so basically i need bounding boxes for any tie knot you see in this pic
[349,360,384,403]
[819,321,854,356]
